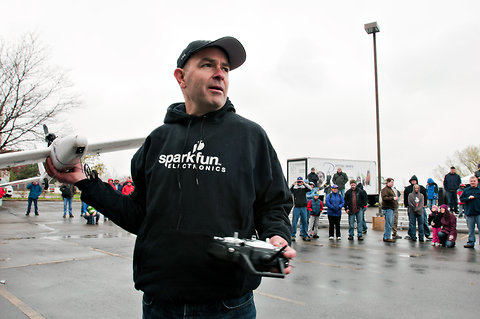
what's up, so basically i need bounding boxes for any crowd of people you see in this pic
[24,177,135,225]
[291,166,480,249]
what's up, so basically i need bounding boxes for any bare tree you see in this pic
[433,145,480,180]
[0,33,79,150]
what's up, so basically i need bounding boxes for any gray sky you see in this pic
[1,0,479,188]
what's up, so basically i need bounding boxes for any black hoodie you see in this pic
[76,99,292,302]
[403,175,427,207]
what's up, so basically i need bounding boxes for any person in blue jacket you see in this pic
[325,184,344,240]
[26,181,43,216]
[426,178,439,210]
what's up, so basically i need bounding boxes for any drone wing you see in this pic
[0,149,50,170]
[86,137,145,155]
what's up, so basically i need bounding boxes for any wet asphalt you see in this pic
[0,200,479,319]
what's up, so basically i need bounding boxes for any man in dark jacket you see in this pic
[60,183,75,218]
[290,177,312,241]
[344,180,367,240]
[443,166,461,213]
[404,175,430,240]
[381,178,397,242]
[332,167,348,197]
[307,167,319,187]
[460,176,480,248]
[46,36,295,318]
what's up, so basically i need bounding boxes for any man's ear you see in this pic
[174,68,187,88]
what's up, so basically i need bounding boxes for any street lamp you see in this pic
[364,21,382,215]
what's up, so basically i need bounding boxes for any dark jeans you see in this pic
[437,231,455,248]
[142,292,256,319]
[446,190,458,213]
[26,198,38,214]
[408,211,424,240]
[328,215,341,237]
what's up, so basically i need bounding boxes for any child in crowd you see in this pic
[428,205,442,246]
[84,205,100,225]
[307,193,324,239]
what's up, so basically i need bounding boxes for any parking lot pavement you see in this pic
[1,201,479,319]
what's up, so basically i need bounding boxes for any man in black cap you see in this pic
[46,36,295,318]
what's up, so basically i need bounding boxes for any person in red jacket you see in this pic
[457,184,466,218]
[121,179,135,195]
[307,193,324,239]
[107,178,116,190]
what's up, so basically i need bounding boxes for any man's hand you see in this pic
[270,235,296,275]
[44,157,87,185]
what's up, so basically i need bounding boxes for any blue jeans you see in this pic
[361,207,367,230]
[348,211,363,237]
[382,209,394,239]
[63,197,73,216]
[466,215,480,247]
[338,188,346,197]
[427,199,437,210]
[446,190,458,212]
[437,231,455,248]
[26,198,38,214]
[142,292,256,319]
[408,211,425,240]
[292,207,308,237]
[423,208,430,237]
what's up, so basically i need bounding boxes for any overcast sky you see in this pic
[1,0,479,188]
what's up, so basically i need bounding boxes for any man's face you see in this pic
[332,188,338,193]
[33,181,38,185]
[350,183,356,190]
[450,168,456,174]
[177,47,230,115]
[470,177,478,188]
[337,168,342,173]
[414,185,420,192]
[411,180,417,185]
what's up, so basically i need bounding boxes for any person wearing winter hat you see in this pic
[291,177,313,241]
[428,205,442,246]
[437,204,457,248]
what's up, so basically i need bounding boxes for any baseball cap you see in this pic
[331,184,339,188]
[177,36,246,71]
[297,177,303,181]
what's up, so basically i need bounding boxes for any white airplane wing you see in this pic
[86,137,145,155]
[0,137,145,170]
[0,149,50,170]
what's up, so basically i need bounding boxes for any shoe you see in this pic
[348,236,353,240]
[358,236,364,241]
[383,238,394,243]
[302,236,311,242]
[394,235,403,239]
[35,213,39,216]
[337,237,341,240]
[291,236,296,242]
[419,239,425,242]
[404,235,411,240]
[25,213,30,216]
[432,242,437,246]
[426,235,433,239]
[63,215,66,218]
[464,244,474,248]
[363,229,368,234]
[313,235,319,239]
[329,236,334,240]
[69,215,74,218]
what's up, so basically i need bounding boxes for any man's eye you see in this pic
[222,67,230,73]
[202,63,212,68]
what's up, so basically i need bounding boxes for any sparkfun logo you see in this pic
[158,140,226,173]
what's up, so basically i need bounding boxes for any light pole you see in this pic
[364,21,382,215]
